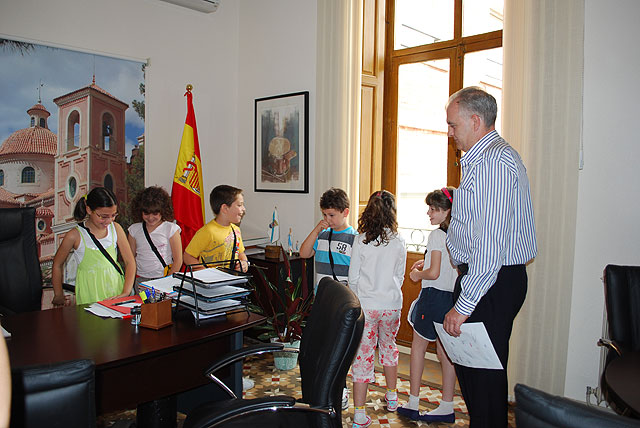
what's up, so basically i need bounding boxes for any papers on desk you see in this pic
[169,267,252,320]
[139,275,184,298]
[86,304,128,319]
[174,284,251,302]
[86,295,143,319]
[434,322,503,370]
[177,295,246,315]
[173,268,249,288]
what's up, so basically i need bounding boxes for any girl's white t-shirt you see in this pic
[128,221,181,278]
[422,228,457,292]
[347,230,407,310]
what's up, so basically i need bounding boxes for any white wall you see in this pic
[236,0,318,244]
[564,0,640,399]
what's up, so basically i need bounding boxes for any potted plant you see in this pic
[248,245,314,370]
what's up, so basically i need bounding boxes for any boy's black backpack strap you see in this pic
[327,229,339,282]
[229,226,237,270]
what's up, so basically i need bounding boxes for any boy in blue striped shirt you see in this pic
[299,187,357,410]
[300,188,357,289]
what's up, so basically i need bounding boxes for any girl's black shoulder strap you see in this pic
[142,222,167,268]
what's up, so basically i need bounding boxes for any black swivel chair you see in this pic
[0,207,43,315]
[183,277,365,428]
[10,359,96,428]
[598,264,640,415]
[515,383,640,428]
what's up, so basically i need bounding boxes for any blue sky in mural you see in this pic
[0,41,145,161]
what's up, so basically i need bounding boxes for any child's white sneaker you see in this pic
[342,387,349,410]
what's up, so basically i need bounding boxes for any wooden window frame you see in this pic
[381,0,502,192]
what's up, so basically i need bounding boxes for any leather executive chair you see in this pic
[598,264,640,416]
[183,277,365,428]
[515,383,640,428]
[10,359,96,428]
[0,207,43,315]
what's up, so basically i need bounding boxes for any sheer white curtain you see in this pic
[503,0,584,394]
[315,0,362,226]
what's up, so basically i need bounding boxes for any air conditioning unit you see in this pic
[158,0,219,13]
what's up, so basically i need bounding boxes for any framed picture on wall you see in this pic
[254,91,309,193]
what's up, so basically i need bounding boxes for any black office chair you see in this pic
[183,277,364,428]
[0,207,43,315]
[598,264,640,414]
[515,384,640,428]
[10,359,96,428]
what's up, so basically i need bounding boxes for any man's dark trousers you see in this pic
[453,264,527,428]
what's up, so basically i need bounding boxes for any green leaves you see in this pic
[249,245,313,343]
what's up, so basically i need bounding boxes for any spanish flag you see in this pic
[172,86,205,250]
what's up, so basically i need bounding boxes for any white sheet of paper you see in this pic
[85,303,125,319]
[434,322,503,370]
[140,276,184,295]
[182,268,242,283]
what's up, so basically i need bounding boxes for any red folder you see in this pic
[97,295,143,317]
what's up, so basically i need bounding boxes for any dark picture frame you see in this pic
[254,91,309,193]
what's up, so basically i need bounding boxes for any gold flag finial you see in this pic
[186,84,193,92]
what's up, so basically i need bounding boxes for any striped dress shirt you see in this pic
[446,130,537,316]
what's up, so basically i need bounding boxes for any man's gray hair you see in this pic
[447,86,497,127]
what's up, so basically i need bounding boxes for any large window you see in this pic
[383,0,503,250]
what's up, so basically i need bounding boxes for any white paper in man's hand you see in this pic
[434,322,503,370]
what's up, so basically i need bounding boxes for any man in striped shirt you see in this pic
[443,87,537,428]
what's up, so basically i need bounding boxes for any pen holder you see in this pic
[139,299,173,330]
[265,245,280,260]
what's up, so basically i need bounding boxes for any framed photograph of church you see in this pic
[254,91,309,193]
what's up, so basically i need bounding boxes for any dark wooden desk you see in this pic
[247,252,313,292]
[4,306,264,415]
[605,351,640,415]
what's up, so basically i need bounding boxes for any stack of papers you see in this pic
[139,276,184,298]
[175,284,251,302]
[173,268,249,288]
[177,295,246,315]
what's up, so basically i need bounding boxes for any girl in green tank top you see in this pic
[51,187,136,306]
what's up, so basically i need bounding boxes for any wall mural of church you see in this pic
[0,39,145,283]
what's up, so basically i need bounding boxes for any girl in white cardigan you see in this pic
[348,190,406,428]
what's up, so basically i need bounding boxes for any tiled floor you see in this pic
[243,351,516,428]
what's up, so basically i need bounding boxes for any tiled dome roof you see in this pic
[0,126,57,156]
[27,103,50,117]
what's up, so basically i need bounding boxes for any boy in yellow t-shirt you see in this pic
[184,185,249,272]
